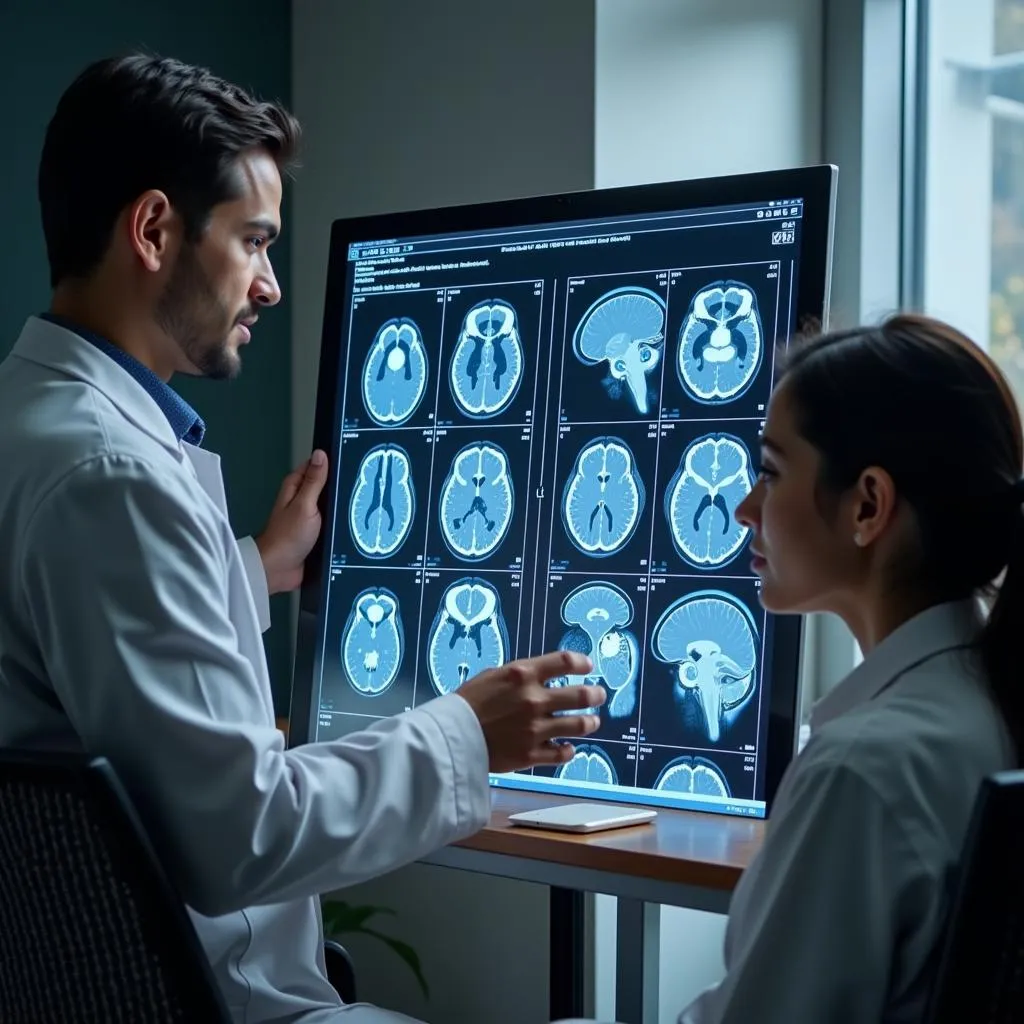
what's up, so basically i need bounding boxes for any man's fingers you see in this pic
[276,467,306,507]
[510,650,594,685]
[542,684,606,713]
[529,741,576,766]
[536,713,601,742]
[297,449,329,505]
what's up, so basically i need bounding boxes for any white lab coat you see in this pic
[0,316,492,1022]
[562,599,1015,1024]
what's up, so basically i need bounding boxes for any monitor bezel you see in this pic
[289,164,838,818]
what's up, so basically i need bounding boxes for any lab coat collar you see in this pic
[12,316,183,457]
[182,443,228,515]
[809,599,984,732]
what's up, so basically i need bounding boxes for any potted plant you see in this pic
[320,898,429,999]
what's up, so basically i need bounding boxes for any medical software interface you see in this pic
[312,196,806,818]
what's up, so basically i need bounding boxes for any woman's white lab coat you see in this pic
[0,316,490,1022]
[680,599,1015,1023]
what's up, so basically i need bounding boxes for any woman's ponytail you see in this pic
[979,501,1024,763]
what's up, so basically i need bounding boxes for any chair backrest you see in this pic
[0,749,230,1023]
[924,769,1024,1024]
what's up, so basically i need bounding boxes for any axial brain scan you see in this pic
[562,437,646,556]
[665,434,754,568]
[572,286,665,415]
[651,590,758,743]
[340,588,404,695]
[438,442,514,561]
[427,577,509,695]
[349,444,416,558]
[361,317,429,425]
[655,755,731,798]
[556,744,618,786]
[450,300,524,418]
[678,281,763,403]
[549,582,639,718]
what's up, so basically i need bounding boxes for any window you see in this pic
[912,0,1024,403]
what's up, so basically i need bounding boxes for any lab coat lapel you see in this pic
[183,443,229,515]
[11,316,183,457]
[809,599,982,732]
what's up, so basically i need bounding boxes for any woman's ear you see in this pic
[850,466,897,548]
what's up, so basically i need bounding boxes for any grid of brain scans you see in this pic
[313,195,805,817]
[318,281,544,724]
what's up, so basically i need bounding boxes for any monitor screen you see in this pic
[291,166,837,820]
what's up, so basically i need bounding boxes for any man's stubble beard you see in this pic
[154,242,242,381]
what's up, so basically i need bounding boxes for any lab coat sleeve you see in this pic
[20,454,492,918]
[678,756,933,1024]
[235,534,272,633]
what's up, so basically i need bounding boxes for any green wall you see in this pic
[0,0,295,711]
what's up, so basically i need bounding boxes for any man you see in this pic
[0,54,604,1022]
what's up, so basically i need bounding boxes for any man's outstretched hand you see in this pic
[458,651,607,773]
[256,450,329,595]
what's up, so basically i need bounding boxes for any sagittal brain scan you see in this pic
[340,589,404,695]
[678,281,763,403]
[665,434,754,568]
[349,444,415,558]
[562,437,645,556]
[655,755,731,798]
[550,583,639,718]
[438,442,514,561]
[361,317,429,425]
[427,577,509,695]
[572,287,665,415]
[450,300,524,418]
[651,590,758,744]
[556,744,618,786]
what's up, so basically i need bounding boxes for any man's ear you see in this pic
[127,190,177,273]
[850,466,897,548]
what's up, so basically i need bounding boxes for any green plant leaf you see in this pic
[319,900,428,999]
[321,900,394,934]
[359,926,431,1000]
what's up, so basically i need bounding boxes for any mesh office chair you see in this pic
[0,750,358,1022]
[923,769,1024,1023]
[0,749,232,1022]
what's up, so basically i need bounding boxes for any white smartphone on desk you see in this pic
[507,802,657,834]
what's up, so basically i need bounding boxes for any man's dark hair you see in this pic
[38,53,300,288]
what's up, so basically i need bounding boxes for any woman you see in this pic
[561,312,1022,1024]
[684,312,1021,1022]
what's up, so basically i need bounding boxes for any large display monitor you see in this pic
[290,166,837,819]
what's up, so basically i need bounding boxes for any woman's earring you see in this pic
[853,531,864,547]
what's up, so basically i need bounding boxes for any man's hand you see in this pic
[458,651,607,773]
[256,450,329,595]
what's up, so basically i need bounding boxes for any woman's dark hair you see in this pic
[38,52,301,288]
[782,312,1024,758]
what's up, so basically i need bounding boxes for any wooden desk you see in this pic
[421,790,764,1024]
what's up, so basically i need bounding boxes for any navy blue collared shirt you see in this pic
[40,313,205,446]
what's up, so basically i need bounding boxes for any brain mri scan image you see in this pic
[450,300,524,418]
[549,582,640,718]
[572,286,666,415]
[562,437,646,557]
[361,317,429,425]
[654,755,731,798]
[677,281,763,403]
[665,434,754,568]
[556,744,618,786]
[340,588,404,695]
[651,590,758,743]
[349,444,416,558]
[438,442,514,561]
[427,577,509,695]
